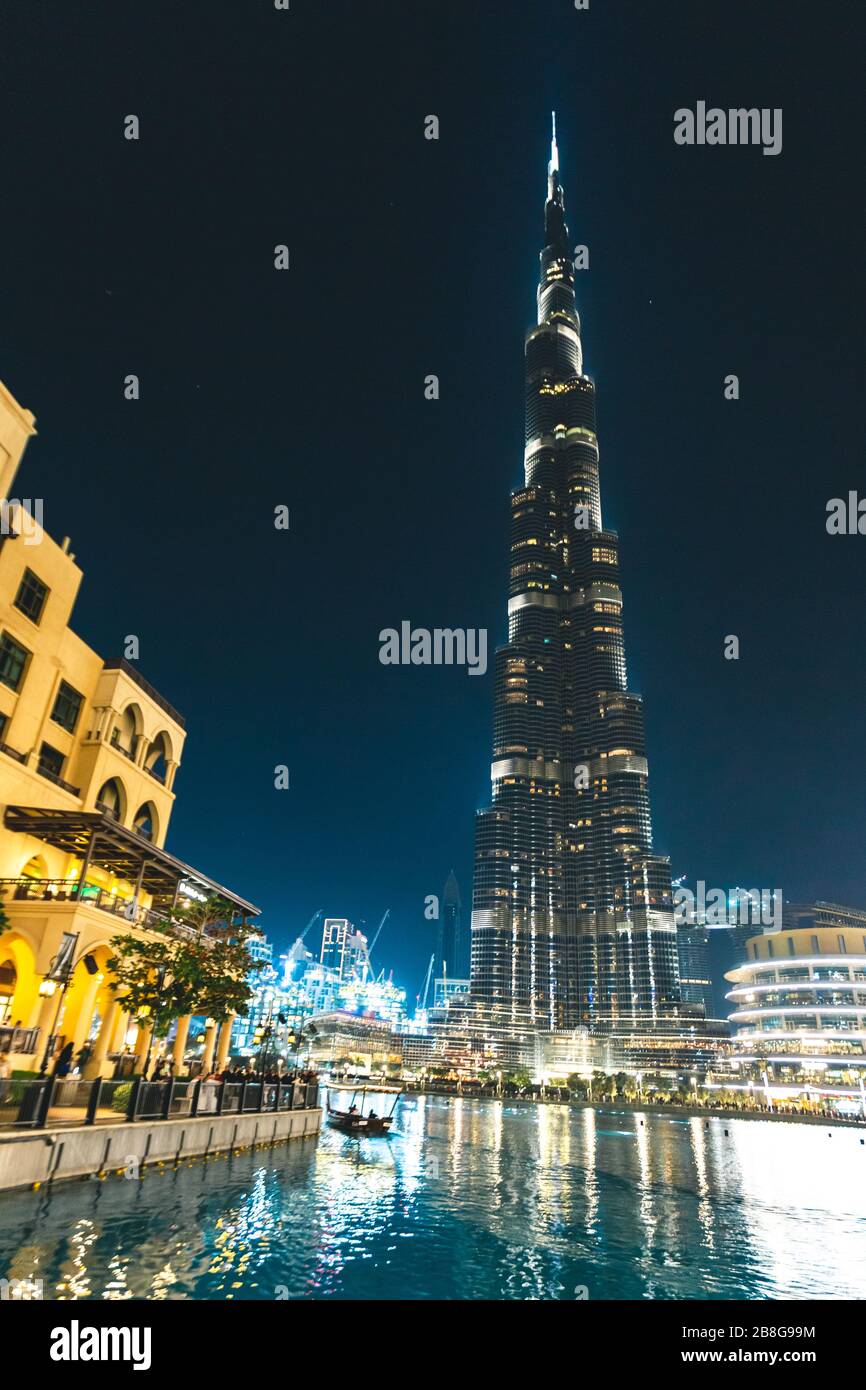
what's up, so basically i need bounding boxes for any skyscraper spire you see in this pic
[469,118,681,1031]
[549,110,559,174]
[544,114,569,261]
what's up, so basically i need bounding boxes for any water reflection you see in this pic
[0,1103,864,1299]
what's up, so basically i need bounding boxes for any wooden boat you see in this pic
[326,1083,401,1136]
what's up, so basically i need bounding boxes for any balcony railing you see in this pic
[109,730,138,762]
[103,657,186,730]
[36,762,80,796]
[0,878,201,939]
[0,741,28,765]
[0,1025,39,1055]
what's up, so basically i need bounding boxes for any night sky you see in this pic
[0,1,862,1006]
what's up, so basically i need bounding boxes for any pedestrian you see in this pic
[53,1041,74,1078]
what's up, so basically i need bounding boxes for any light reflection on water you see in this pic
[0,1097,864,1300]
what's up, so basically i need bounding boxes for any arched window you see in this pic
[145,731,172,784]
[133,802,157,842]
[96,778,125,821]
[111,704,142,760]
[20,854,48,879]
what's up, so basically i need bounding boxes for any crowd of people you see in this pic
[150,1056,318,1087]
[39,1035,317,1088]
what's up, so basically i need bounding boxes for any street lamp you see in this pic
[38,943,99,1076]
[257,1005,287,1077]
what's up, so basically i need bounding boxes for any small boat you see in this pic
[326,1084,401,1136]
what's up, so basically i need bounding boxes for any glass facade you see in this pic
[726,909,866,1088]
[470,120,680,1029]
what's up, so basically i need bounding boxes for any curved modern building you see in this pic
[470,118,680,1030]
[726,904,866,1088]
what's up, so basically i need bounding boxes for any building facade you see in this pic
[437,870,464,980]
[470,118,680,1030]
[677,924,714,1015]
[0,379,258,1077]
[320,917,369,981]
[725,904,866,1102]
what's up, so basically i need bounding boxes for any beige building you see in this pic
[0,378,257,1077]
[725,906,866,1102]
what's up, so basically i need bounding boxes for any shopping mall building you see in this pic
[724,902,866,1115]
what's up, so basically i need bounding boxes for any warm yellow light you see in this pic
[39,979,57,998]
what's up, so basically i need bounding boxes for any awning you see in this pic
[4,806,260,916]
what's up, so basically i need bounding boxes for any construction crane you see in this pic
[366,908,390,970]
[279,909,323,987]
[299,908,324,944]
[419,952,435,1011]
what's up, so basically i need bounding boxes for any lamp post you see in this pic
[37,978,60,1077]
[38,939,99,1076]
[257,1004,287,1078]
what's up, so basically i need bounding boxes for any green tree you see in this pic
[108,894,262,1040]
[591,1069,612,1100]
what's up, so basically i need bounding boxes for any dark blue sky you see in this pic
[0,0,862,1005]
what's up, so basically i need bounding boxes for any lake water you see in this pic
[0,1095,864,1299]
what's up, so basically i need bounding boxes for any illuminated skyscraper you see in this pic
[320,917,369,981]
[677,924,714,1015]
[470,118,681,1029]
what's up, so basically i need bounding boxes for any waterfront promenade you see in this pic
[0,1075,321,1191]
[403,1084,866,1129]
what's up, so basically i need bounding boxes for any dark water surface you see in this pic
[0,1096,863,1299]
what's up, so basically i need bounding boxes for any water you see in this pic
[0,1096,864,1299]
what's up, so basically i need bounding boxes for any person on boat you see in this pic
[368,1109,378,1121]
[348,1104,358,1115]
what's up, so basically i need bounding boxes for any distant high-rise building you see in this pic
[320,917,369,982]
[248,934,274,970]
[782,900,866,939]
[677,925,714,1015]
[280,936,314,987]
[320,918,349,973]
[469,117,680,1029]
[437,870,464,979]
[342,928,370,981]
